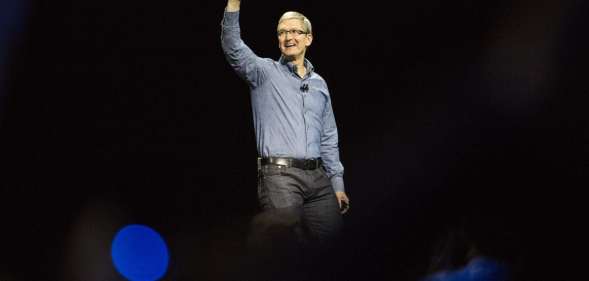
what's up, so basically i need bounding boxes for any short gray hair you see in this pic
[277,11,312,34]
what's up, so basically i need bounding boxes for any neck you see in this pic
[291,56,306,78]
[283,54,306,70]
[293,56,305,70]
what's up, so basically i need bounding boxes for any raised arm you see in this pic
[221,0,266,87]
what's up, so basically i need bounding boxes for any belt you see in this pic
[259,157,322,170]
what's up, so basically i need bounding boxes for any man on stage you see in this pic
[221,0,349,249]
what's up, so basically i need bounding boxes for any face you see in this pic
[277,18,313,60]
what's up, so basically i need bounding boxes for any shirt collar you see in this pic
[279,56,314,77]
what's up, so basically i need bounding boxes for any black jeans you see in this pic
[255,164,343,244]
[246,164,343,280]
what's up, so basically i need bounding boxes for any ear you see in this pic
[305,34,313,47]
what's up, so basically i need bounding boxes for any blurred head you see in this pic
[277,11,313,61]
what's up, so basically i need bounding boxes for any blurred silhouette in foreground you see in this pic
[421,221,510,281]
[243,208,343,281]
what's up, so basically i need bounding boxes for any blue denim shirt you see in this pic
[221,11,345,192]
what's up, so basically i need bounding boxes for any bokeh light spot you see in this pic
[111,224,169,281]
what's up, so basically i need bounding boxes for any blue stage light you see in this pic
[111,224,170,281]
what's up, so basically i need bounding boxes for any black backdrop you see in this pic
[1,0,587,280]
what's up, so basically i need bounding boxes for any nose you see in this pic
[284,31,294,40]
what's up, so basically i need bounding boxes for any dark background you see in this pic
[1,0,587,280]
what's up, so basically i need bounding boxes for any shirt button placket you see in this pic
[301,80,309,157]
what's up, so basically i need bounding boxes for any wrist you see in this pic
[226,0,240,12]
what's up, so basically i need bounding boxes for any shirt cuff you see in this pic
[330,176,345,193]
[222,10,240,27]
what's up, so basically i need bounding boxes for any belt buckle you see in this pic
[305,159,315,170]
[274,158,290,167]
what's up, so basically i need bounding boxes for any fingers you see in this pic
[335,192,350,214]
[338,197,349,214]
[340,200,349,214]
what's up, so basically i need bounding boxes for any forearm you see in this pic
[321,126,345,192]
[226,0,240,12]
[330,176,345,193]
[321,133,345,192]
[321,143,345,192]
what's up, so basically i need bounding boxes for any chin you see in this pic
[283,51,301,58]
[281,53,296,60]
